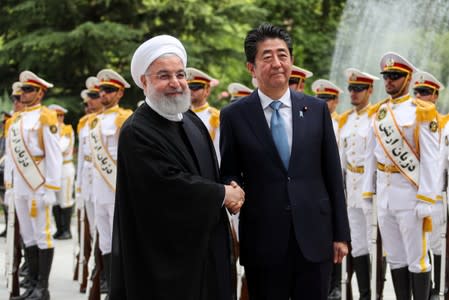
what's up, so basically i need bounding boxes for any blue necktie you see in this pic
[270,101,290,169]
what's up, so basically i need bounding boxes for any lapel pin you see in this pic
[299,111,304,118]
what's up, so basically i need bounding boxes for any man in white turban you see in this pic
[110,35,244,300]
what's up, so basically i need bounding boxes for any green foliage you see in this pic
[0,0,346,120]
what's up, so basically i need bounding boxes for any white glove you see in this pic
[75,193,84,209]
[4,189,14,206]
[431,201,445,226]
[415,201,433,219]
[43,190,57,206]
[361,198,373,216]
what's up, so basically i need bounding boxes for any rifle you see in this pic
[86,232,101,300]
[79,206,92,293]
[73,207,80,282]
[6,197,21,297]
[440,170,448,299]
[370,172,378,300]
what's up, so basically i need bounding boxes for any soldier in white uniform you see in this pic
[1,82,24,238]
[91,69,132,294]
[186,67,221,160]
[76,77,103,240]
[362,52,439,299]
[311,79,342,137]
[413,71,446,299]
[227,82,252,103]
[338,68,379,299]
[311,78,343,299]
[5,71,62,300]
[48,104,74,240]
[289,65,313,92]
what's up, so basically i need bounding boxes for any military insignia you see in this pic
[429,120,438,133]
[386,58,395,67]
[350,73,357,81]
[50,125,58,134]
[318,84,325,92]
[419,75,425,84]
[377,108,387,121]
[90,118,98,129]
[445,135,449,146]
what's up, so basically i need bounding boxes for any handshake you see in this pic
[224,181,245,214]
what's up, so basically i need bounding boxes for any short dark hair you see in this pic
[244,23,293,64]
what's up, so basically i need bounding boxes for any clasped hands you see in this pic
[224,181,245,214]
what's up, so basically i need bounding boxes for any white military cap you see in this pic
[80,89,89,103]
[186,67,219,87]
[97,69,130,89]
[48,104,68,114]
[380,51,417,74]
[413,71,445,91]
[19,70,54,90]
[291,65,313,80]
[345,68,379,85]
[85,76,100,92]
[227,82,253,98]
[311,79,343,96]
[11,81,23,96]
[131,35,187,89]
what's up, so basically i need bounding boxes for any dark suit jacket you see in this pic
[110,105,233,300]
[220,89,350,267]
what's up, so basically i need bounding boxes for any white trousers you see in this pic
[378,206,430,273]
[15,195,54,249]
[85,200,96,239]
[95,202,114,255]
[429,201,445,255]
[348,207,372,257]
[56,163,75,208]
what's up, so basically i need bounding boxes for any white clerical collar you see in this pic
[258,88,291,110]
[145,97,183,122]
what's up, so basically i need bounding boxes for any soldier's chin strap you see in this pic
[392,72,411,99]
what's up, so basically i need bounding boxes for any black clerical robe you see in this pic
[110,104,234,300]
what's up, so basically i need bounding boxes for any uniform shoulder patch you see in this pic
[50,125,58,134]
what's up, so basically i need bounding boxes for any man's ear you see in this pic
[140,75,147,89]
[247,62,255,77]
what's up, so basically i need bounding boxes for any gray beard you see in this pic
[148,88,191,115]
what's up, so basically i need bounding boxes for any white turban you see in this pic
[130,35,187,89]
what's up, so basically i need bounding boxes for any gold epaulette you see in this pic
[368,98,389,118]
[61,124,73,137]
[114,108,133,129]
[208,106,220,129]
[40,106,58,126]
[438,113,449,130]
[77,114,90,134]
[338,109,353,129]
[4,112,21,137]
[413,98,437,122]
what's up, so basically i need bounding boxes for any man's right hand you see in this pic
[224,181,245,214]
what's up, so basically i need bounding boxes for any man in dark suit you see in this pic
[110,34,244,300]
[220,24,351,300]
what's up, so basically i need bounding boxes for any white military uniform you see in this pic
[56,123,75,208]
[186,67,221,161]
[5,104,62,249]
[191,103,220,160]
[76,112,97,238]
[311,79,343,139]
[412,71,446,256]
[91,69,131,254]
[339,105,373,257]
[362,93,439,273]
